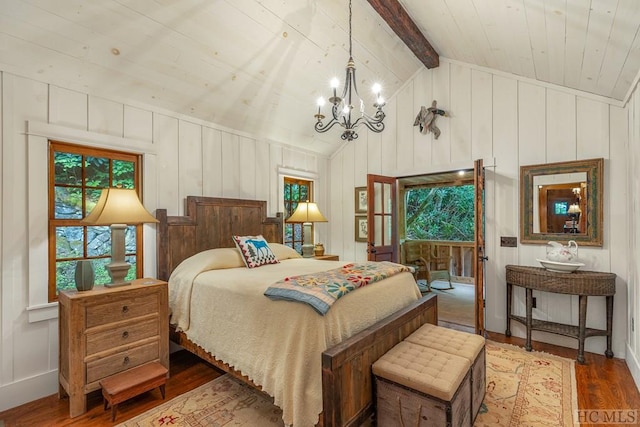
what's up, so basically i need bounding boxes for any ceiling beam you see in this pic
[367,0,439,69]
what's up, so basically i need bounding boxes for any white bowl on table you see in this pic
[536,258,585,273]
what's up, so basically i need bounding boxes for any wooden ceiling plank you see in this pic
[544,0,568,86]
[578,0,618,94]
[470,0,515,75]
[441,0,495,68]
[366,0,439,68]
[502,0,536,79]
[595,0,640,99]
[524,0,550,83]
[562,0,590,91]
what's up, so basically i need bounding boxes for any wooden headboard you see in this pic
[156,196,284,281]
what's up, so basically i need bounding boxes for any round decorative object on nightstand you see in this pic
[314,243,325,256]
[74,260,95,291]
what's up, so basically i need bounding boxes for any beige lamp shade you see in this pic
[82,188,158,225]
[568,203,582,215]
[81,187,157,286]
[286,202,328,223]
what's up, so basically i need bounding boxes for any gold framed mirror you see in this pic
[520,158,603,246]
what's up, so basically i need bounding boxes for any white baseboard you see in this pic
[0,370,58,413]
[626,343,640,392]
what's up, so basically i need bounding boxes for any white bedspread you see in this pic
[169,254,421,427]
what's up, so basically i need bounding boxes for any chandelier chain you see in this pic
[349,0,353,58]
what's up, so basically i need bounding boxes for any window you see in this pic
[48,142,143,301]
[554,201,568,215]
[284,177,313,254]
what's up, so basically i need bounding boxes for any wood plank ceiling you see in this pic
[1,0,639,156]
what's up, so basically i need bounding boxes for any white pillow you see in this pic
[268,243,303,260]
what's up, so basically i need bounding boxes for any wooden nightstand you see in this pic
[314,254,339,261]
[58,278,169,418]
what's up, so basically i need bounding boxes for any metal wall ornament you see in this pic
[314,0,386,142]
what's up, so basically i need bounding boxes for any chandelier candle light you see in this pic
[314,0,385,141]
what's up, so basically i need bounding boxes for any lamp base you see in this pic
[105,260,132,287]
[301,244,314,258]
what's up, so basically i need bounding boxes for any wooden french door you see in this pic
[474,159,486,336]
[366,174,397,262]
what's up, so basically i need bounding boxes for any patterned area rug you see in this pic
[118,341,577,426]
[476,341,578,426]
[117,375,284,426]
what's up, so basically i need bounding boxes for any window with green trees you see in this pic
[405,185,474,241]
[48,142,143,301]
[284,177,312,254]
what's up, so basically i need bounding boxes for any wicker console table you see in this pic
[505,265,616,364]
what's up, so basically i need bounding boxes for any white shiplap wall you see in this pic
[0,71,328,411]
[329,58,634,375]
[627,80,640,389]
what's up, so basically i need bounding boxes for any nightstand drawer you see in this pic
[86,317,159,356]
[86,294,159,328]
[86,341,159,384]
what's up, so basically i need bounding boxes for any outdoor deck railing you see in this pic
[401,239,475,282]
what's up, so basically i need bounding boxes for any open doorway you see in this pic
[398,169,477,333]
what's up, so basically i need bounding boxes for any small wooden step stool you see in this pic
[99,361,168,422]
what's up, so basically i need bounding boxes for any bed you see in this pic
[156,196,437,426]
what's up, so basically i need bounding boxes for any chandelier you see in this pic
[314,0,385,141]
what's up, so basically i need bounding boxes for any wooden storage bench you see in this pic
[405,323,486,421]
[372,341,472,426]
[99,361,168,421]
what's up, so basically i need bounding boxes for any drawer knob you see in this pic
[122,331,129,339]
[123,356,130,365]
[122,305,129,314]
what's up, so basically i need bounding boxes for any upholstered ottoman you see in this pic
[405,323,486,421]
[372,341,472,427]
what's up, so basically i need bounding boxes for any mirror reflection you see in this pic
[520,158,603,247]
[532,173,586,234]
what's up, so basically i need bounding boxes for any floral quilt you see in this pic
[264,261,412,315]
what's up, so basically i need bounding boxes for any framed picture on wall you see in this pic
[355,215,368,242]
[355,187,367,213]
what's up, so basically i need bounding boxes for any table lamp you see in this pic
[81,187,158,286]
[567,203,581,233]
[286,202,328,257]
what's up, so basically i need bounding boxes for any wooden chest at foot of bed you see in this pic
[373,341,472,427]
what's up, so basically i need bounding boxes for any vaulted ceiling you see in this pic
[2,1,639,156]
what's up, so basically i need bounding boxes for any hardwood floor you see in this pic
[1,334,638,426]
[0,351,222,427]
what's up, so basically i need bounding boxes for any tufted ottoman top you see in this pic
[405,323,485,362]
[372,341,470,401]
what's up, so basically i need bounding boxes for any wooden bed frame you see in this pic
[156,196,437,426]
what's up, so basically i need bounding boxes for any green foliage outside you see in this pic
[284,181,309,254]
[405,185,474,241]
[53,150,137,293]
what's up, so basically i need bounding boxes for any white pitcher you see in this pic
[546,240,579,263]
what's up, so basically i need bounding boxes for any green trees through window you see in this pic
[284,178,312,254]
[49,142,142,301]
[405,185,474,241]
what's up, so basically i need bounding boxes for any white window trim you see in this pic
[25,121,157,322]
